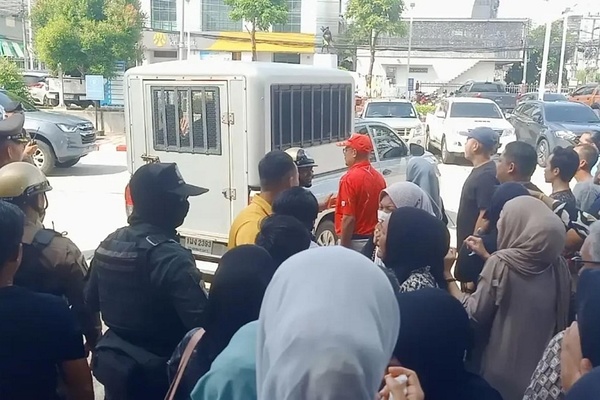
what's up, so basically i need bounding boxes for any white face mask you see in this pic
[377,210,391,223]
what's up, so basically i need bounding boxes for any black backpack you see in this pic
[14,228,64,296]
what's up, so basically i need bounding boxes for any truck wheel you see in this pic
[56,157,81,168]
[32,141,56,174]
[536,138,550,167]
[441,136,456,164]
[315,220,337,247]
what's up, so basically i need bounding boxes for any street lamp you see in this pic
[406,2,416,97]
[557,8,572,93]
[538,2,553,100]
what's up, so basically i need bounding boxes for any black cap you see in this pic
[129,163,208,199]
[461,127,499,151]
[4,101,23,114]
[0,113,27,142]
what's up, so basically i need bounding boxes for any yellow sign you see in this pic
[208,32,316,54]
[153,32,167,47]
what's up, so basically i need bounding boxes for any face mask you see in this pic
[378,210,391,223]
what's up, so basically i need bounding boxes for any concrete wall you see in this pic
[53,109,126,135]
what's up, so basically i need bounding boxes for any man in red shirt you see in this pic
[335,133,386,250]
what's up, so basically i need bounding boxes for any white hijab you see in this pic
[256,247,400,400]
[381,181,437,217]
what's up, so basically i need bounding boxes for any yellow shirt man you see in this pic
[228,194,272,248]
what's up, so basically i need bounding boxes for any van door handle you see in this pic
[382,169,392,176]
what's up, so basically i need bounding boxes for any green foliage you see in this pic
[225,0,288,32]
[505,20,576,85]
[345,0,405,46]
[0,58,30,100]
[32,0,144,78]
[415,104,435,116]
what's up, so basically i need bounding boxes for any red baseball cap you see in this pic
[336,133,374,153]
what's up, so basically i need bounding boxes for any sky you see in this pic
[408,0,600,24]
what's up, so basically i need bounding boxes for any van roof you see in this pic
[447,97,496,104]
[126,60,354,80]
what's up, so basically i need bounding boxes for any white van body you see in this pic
[124,60,355,267]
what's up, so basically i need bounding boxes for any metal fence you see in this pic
[418,82,574,95]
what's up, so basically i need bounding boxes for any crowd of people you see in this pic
[1,106,600,400]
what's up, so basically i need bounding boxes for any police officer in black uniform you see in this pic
[0,113,28,168]
[85,162,209,400]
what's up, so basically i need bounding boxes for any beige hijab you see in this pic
[493,196,571,330]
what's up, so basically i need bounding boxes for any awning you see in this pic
[0,38,25,58]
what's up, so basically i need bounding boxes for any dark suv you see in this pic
[508,100,600,166]
[0,90,97,174]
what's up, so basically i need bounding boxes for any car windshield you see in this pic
[450,102,503,119]
[545,105,600,123]
[365,102,417,118]
[470,83,505,92]
[0,91,38,112]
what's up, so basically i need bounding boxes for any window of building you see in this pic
[151,0,177,31]
[273,53,300,64]
[271,84,353,150]
[202,0,242,32]
[272,0,301,33]
[151,86,222,155]
[154,50,178,58]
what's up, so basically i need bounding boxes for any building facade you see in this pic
[471,0,499,19]
[0,10,27,66]
[138,0,340,65]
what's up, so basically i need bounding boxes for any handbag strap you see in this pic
[165,328,206,400]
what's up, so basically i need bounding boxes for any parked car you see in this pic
[22,71,52,106]
[309,119,438,245]
[453,80,517,113]
[358,98,425,144]
[21,71,93,108]
[507,100,600,167]
[0,90,98,174]
[425,97,516,164]
[516,92,568,104]
[569,83,600,107]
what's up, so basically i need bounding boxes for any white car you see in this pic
[22,71,53,106]
[425,97,516,164]
[359,98,426,145]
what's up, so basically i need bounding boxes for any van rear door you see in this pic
[142,81,232,257]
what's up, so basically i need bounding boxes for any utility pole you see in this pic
[538,7,553,100]
[521,21,528,90]
[178,0,186,60]
[27,0,34,69]
[406,2,415,97]
[558,11,570,92]
[19,0,29,69]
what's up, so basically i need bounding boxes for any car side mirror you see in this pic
[409,143,425,157]
[435,111,446,118]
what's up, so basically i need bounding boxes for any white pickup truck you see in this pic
[359,98,426,146]
[425,97,516,163]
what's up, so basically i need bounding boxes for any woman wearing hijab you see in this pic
[362,181,438,264]
[167,245,276,400]
[406,157,447,223]
[377,207,450,292]
[257,247,400,400]
[444,196,572,400]
[190,321,259,400]
[394,288,502,400]
[455,182,529,285]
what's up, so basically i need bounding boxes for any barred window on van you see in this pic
[271,84,353,150]
[151,86,222,155]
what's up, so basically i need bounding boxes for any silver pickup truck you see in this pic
[453,81,517,114]
[309,119,439,245]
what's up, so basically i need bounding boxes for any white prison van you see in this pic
[124,60,355,273]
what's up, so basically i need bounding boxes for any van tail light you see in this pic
[125,183,133,217]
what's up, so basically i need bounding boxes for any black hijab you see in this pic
[566,367,600,400]
[394,289,502,400]
[383,207,450,289]
[169,245,276,399]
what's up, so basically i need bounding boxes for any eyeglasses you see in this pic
[570,253,600,269]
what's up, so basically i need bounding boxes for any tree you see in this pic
[345,0,405,95]
[505,20,576,86]
[224,0,288,61]
[0,58,30,100]
[32,0,144,78]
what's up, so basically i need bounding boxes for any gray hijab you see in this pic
[407,158,443,218]
[382,181,437,218]
[256,247,400,400]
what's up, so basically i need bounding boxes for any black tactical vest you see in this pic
[15,228,63,296]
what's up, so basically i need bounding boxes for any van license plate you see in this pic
[184,237,214,254]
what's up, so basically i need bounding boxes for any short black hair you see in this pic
[256,214,311,267]
[503,141,537,178]
[550,146,580,182]
[0,201,24,268]
[582,131,600,149]
[272,187,319,232]
[258,151,296,191]
[576,144,599,172]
